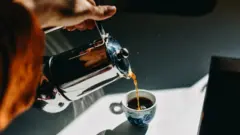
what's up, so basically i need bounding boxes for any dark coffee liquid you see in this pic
[128,97,153,110]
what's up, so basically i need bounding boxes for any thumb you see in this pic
[89,5,117,20]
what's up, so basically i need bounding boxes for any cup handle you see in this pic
[109,102,123,115]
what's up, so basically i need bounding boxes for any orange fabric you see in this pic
[0,2,44,130]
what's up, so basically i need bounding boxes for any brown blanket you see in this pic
[0,2,44,130]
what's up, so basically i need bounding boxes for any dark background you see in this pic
[3,0,240,134]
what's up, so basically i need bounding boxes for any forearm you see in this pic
[13,0,48,28]
[13,0,74,28]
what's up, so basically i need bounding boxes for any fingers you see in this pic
[62,1,116,31]
[88,5,116,21]
[64,26,76,31]
[73,22,87,31]
[64,19,95,31]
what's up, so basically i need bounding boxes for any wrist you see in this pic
[13,0,50,28]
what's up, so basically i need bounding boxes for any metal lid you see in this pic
[105,36,131,78]
[95,21,131,78]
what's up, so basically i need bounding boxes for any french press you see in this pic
[35,22,132,113]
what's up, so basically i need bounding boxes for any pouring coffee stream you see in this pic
[128,71,141,110]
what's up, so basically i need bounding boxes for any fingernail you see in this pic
[107,6,116,11]
[105,6,116,16]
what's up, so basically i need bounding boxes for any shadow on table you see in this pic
[97,121,148,135]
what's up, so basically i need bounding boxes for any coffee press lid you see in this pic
[105,36,131,78]
[95,21,131,78]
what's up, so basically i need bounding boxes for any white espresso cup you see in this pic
[110,89,157,127]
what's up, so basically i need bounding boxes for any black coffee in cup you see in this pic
[127,97,153,110]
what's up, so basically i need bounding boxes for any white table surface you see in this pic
[58,75,208,135]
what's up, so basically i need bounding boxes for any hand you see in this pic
[15,0,117,28]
